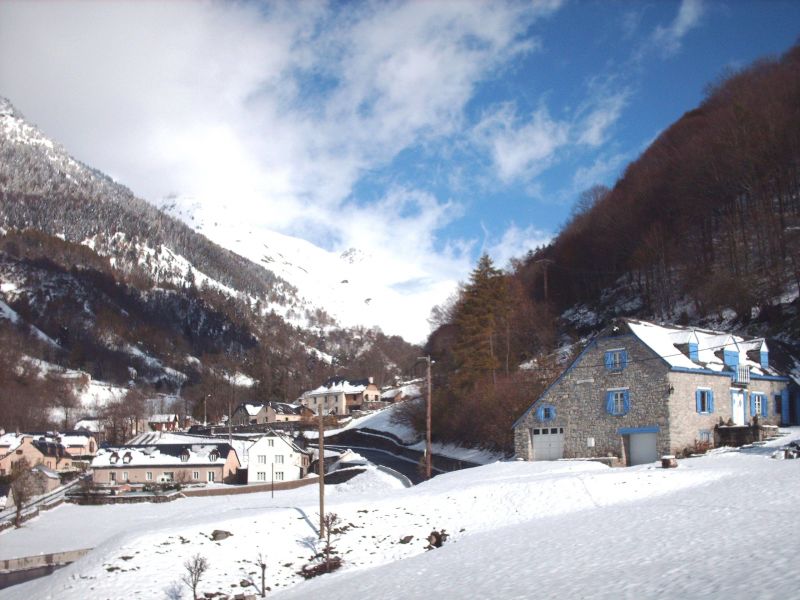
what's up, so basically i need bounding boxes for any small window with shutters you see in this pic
[605,389,630,416]
[604,349,628,372]
[695,389,714,414]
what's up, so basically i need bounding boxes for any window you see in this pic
[180,451,190,462]
[274,471,284,481]
[267,439,274,447]
[775,394,782,415]
[123,453,132,464]
[122,471,128,481]
[109,472,116,483]
[192,471,199,480]
[207,472,215,482]
[699,430,712,444]
[163,472,174,481]
[751,393,767,418]
[695,389,714,414]
[605,389,630,416]
[275,455,284,464]
[258,455,267,464]
[535,404,556,422]
[146,471,153,481]
[257,472,266,481]
[604,349,628,372]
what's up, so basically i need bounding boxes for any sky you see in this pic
[1,0,799,343]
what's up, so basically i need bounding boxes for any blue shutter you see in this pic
[760,394,768,417]
[535,406,544,421]
[622,390,630,414]
[708,390,714,413]
[781,389,790,423]
[695,390,702,413]
[749,393,756,417]
[604,351,613,370]
[760,349,769,369]
[688,342,698,362]
[621,350,628,370]
[605,391,615,414]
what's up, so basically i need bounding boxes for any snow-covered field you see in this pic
[3,431,800,599]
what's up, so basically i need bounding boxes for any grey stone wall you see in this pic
[667,372,783,454]
[514,334,672,461]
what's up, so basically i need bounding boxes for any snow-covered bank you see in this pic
[3,431,800,599]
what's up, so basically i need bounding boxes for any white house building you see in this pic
[246,432,311,484]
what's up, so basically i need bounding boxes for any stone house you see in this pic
[246,432,312,484]
[514,319,792,466]
[231,403,268,426]
[91,443,240,485]
[231,402,311,426]
[302,377,381,415]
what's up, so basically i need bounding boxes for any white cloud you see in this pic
[484,223,552,270]
[0,0,567,341]
[576,91,630,147]
[475,103,570,183]
[651,0,705,57]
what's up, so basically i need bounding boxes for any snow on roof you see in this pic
[149,414,178,423]
[242,403,264,417]
[307,379,368,396]
[75,419,102,432]
[626,319,776,376]
[0,432,24,452]
[91,443,234,469]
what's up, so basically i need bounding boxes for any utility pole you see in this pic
[535,258,554,303]
[417,355,433,480]
[318,404,325,539]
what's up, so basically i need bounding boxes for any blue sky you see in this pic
[1,0,798,340]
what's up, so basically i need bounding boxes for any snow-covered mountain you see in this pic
[0,97,421,432]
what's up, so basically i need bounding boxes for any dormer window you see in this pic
[209,450,219,462]
[109,452,119,464]
[123,452,132,464]
[180,450,190,462]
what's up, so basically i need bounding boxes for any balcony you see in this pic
[732,365,750,386]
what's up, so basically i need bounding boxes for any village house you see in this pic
[246,431,312,484]
[302,377,381,415]
[0,432,76,475]
[91,443,240,486]
[231,402,313,426]
[148,414,179,432]
[513,319,793,466]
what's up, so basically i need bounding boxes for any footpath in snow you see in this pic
[2,431,800,599]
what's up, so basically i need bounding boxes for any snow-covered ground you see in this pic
[3,430,800,599]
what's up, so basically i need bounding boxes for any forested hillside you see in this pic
[414,42,800,453]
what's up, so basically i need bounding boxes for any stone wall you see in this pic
[667,371,784,454]
[514,334,672,461]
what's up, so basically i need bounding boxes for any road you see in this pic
[327,445,428,485]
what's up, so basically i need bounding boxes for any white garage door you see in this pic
[531,427,564,461]
[629,432,658,465]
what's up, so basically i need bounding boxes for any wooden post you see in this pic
[425,355,432,480]
[318,408,325,539]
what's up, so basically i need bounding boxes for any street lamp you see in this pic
[416,355,433,480]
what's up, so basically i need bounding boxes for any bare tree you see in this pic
[10,458,44,528]
[181,554,208,600]
[321,512,342,571]
[242,551,268,598]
